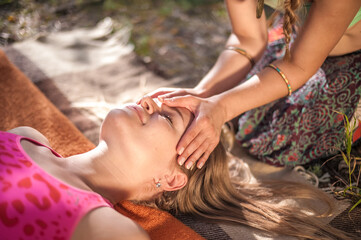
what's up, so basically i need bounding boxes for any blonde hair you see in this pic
[153,140,353,239]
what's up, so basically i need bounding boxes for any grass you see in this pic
[323,111,361,213]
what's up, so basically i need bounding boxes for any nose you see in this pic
[139,96,161,115]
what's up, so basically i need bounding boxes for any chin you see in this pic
[99,108,135,141]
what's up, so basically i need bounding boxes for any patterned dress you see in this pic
[236,15,361,166]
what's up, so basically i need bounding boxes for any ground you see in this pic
[0,0,229,87]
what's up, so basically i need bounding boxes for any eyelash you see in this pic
[161,113,173,124]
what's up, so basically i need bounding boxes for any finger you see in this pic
[149,90,172,99]
[136,96,145,105]
[176,119,202,155]
[196,150,211,169]
[148,88,175,98]
[158,91,185,101]
[162,95,197,111]
[140,98,151,110]
[136,95,152,105]
[137,89,172,104]
[177,133,206,166]
[183,141,208,169]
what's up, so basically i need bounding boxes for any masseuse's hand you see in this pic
[160,95,226,169]
[137,87,207,104]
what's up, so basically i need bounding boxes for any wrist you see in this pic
[193,86,211,98]
[212,88,246,123]
[209,94,229,124]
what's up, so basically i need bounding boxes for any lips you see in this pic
[128,105,144,124]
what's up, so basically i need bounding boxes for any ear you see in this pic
[162,171,188,192]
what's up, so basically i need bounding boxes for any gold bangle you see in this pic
[266,64,292,96]
[225,46,256,68]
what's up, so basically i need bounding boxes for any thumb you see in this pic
[149,90,172,99]
[158,91,185,101]
[161,95,197,111]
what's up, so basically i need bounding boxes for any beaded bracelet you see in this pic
[266,64,292,96]
[225,46,256,68]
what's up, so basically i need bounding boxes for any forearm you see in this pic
[196,0,268,97]
[215,59,309,122]
[216,0,361,122]
[195,33,267,97]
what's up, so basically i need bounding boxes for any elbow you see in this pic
[237,31,268,61]
[256,30,268,54]
[232,26,268,61]
[233,28,268,47]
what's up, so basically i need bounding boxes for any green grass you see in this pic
[324,111,361,213]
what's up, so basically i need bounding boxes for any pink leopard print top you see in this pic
[0,131,112,240]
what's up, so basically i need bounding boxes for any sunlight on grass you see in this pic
[323,111,361,213]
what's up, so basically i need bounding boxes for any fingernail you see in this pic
[197,162,204,169]
[178,156,185,165]
[186,162,193,169]
[178,147,184,155]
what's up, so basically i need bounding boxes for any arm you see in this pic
[195,0,268,97]
[163,0,361,168]
[219,0,361,122]
[147,0,267,100]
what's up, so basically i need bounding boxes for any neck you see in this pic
[65,140,130,205]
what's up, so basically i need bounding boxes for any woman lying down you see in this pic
[0,97,353,239]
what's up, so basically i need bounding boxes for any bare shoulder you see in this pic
[72,207,150,240]
[7,126,50,146]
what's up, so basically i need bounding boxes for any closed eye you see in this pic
[161,113,173,125]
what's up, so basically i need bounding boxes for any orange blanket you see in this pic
[0,50,203,240]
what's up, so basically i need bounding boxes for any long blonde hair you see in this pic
[154,140,353,239]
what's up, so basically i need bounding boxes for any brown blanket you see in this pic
[0,49,203,240]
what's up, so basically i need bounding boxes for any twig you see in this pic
[334,176,348,187]
[357,163,361,187]
[321,154,340,168]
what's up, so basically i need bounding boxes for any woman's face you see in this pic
[100,97,193,199]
